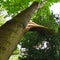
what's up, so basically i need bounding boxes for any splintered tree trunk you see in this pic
[0,2,39,60]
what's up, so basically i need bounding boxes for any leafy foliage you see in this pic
[19,29,60,60]
[0,16,6,26]
[0,0,60,15]
[33,7,58,32]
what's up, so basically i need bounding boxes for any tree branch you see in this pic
[25,20,55,34]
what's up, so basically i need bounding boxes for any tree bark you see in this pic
[0,2,39,60]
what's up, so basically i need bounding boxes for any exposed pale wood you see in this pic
[25,20,55,34]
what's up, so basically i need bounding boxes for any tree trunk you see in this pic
[0,2,39,60]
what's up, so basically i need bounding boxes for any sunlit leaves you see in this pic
[0,16,6,26]
[32,2,59,33]
[0,0,34,14]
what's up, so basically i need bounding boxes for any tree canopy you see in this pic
[0,0,60,31]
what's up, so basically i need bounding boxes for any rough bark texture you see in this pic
[0,2,39,60]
